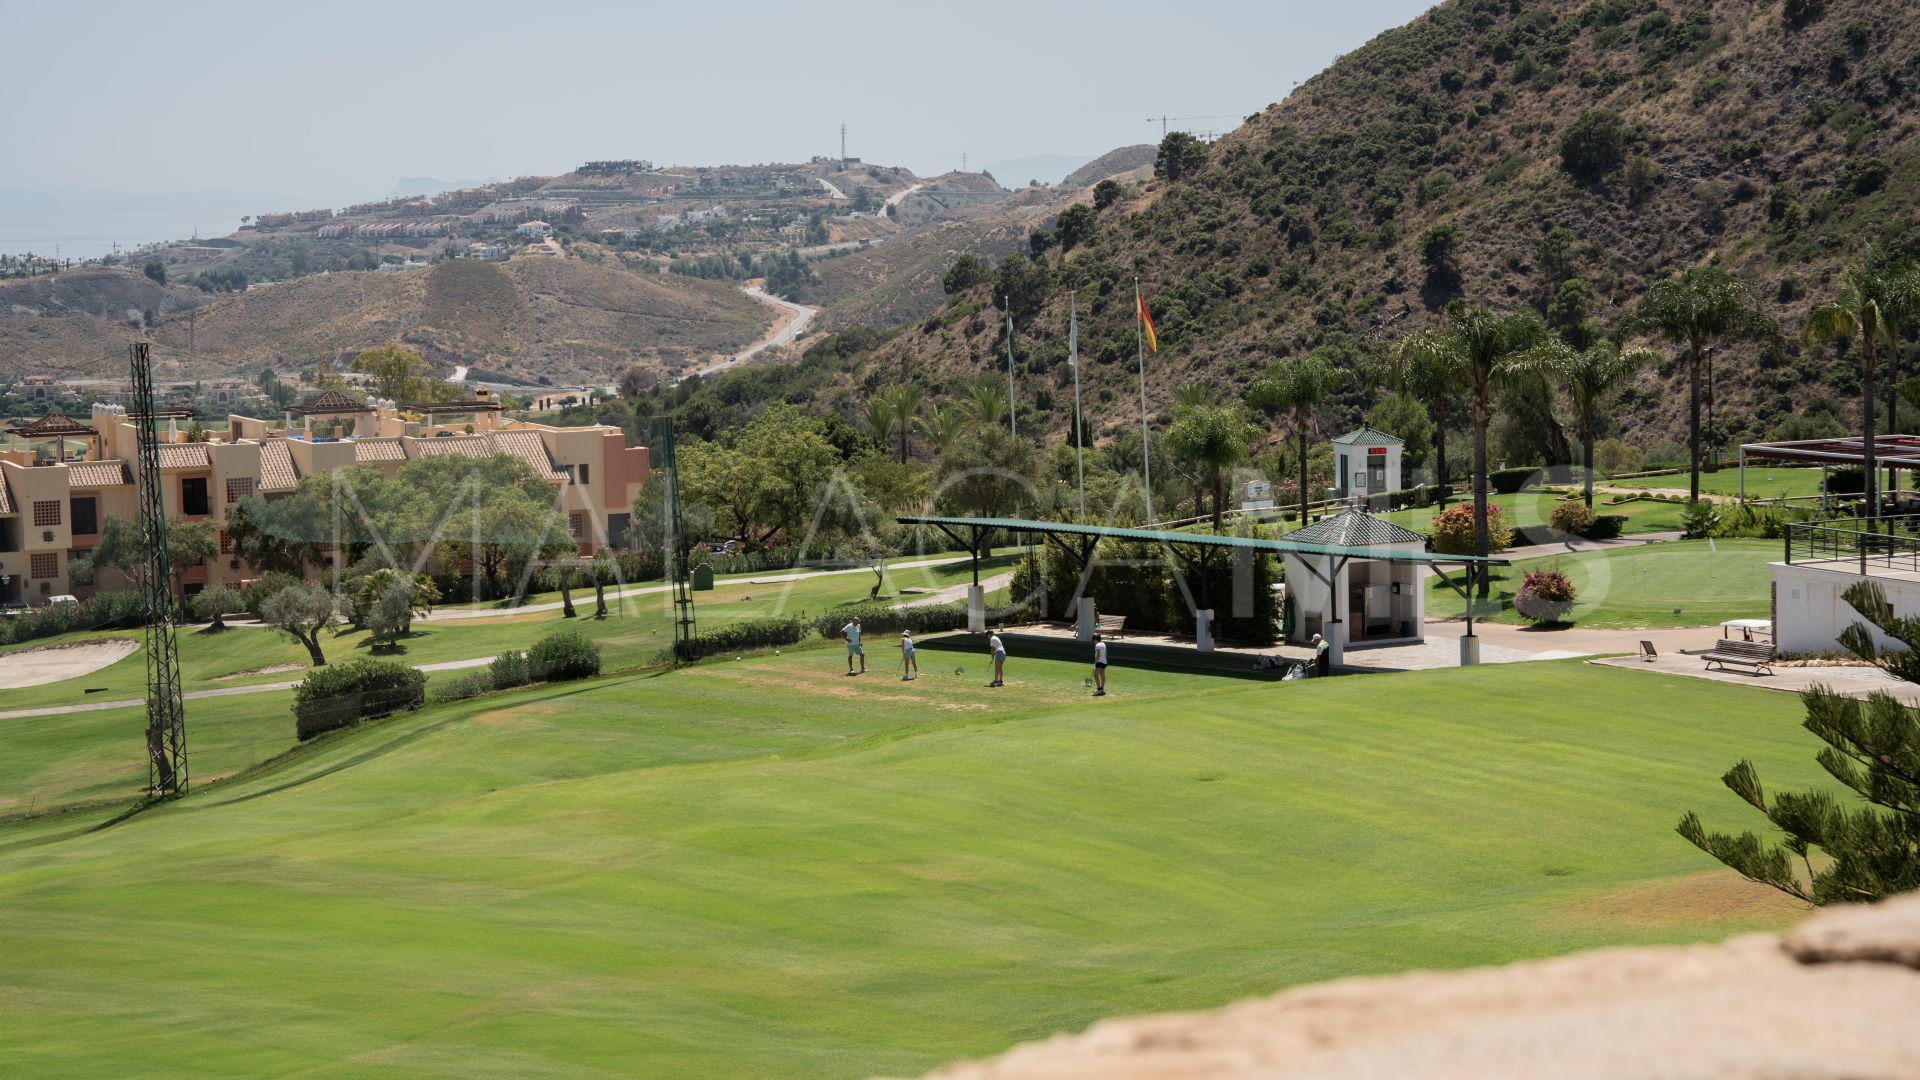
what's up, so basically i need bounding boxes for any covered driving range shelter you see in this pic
[897,515,1511,666]
[1738,435,1920,509]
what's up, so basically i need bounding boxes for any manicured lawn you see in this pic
[1273,491,1690,538]
[1621,467,1828,501]
[0,649,1820,1077]
[1427,539,1777,628]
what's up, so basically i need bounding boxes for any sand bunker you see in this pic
[0,639,140,690]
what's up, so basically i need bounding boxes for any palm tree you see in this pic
[964,379,1010,430]
[1805,252,1920,519]
[880,383,925,463]
[1248,351,1345,527]
[1392,303,1546,577]
[1166,401,1259,530]
[861,394,899,452]
[1512,341,1656,507]
[915,402,969,455]
[1631,267,1777,504]
[1389,336,1465,509]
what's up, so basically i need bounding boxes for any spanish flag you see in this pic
[1136,288,1158,354]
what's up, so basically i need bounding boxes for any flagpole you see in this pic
[1135,278,1154,521]
[1070,294,1085,517]
[1004,297,1017,438]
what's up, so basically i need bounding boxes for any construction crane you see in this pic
[1146,114,1239,139]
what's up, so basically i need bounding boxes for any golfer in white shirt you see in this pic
[842,617,865,675]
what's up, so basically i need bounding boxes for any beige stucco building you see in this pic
[0,389,648,606]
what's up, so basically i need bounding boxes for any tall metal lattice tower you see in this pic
[653,415,697,661]
[129,342,188,794]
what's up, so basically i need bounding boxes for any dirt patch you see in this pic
[1543,870,1807,934]
[213,662,306,682]
[0,639,140,690]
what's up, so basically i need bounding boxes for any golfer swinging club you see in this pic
[988,628,1006,687]
[1091,632,1108,697]
[842,616,866,675]
[900,628,918,681]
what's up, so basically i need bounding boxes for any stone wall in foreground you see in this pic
[914,892,1920,1080]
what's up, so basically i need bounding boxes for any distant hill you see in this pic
[0,252,771,384]
[981,155,1094,188]
[751,0,1920,457]
[1060,145,1157,190]
[388,177,485,199]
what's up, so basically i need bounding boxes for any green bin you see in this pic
[692,564,715,591]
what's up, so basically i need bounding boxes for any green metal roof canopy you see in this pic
[895,515,1510,566]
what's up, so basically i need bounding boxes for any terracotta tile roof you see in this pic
[156,444,211,470]
[259,440,299,492]
[408,432,567,482]
[494,431,567,482]
[411,434,492,460]
[353,438,407,463]
[65,461,131,487]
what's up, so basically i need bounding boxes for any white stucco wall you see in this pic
[1769,561,1920,655]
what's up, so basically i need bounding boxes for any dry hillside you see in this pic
[800,0,1920,454]
[0,251,771,384]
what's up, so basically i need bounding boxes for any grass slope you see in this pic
[1427,538,1776,627]
[0,652,1818,1077]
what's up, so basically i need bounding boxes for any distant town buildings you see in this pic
[515,220,553,239]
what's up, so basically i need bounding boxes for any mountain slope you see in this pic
[789,0,1920,453]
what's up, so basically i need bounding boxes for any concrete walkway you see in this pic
[0,655,497,722]
[1591,652,1920,704]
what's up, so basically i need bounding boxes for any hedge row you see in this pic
[293,659,425,741]
[809,601,1033,640]
[672,616,810,662]
[0,591,147,647]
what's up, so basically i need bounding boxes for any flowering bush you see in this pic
[1515,568,1578,623]
[1429,503,1514,555]
[1548,499,1596,537]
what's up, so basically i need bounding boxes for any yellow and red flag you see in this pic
[1136,289,1158,353]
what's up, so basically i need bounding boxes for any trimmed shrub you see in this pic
[1549,500,1596,537]
[243,571,302,616]
[0,591,146,647]
[809,601,1034,641]
[674,616,809,662]
[1586,515,1628,540]
[431,670,496,704]
[490,650,530,689]
[293,659,425,741]
[1430,503,1515,555]
[1364,484,1445,513]
[1488,467,1539,495]
[1515,568,1578,624]
[528,630,601,682]
[1826,466,1864,495]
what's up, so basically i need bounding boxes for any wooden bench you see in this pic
[1702,638,1776,676]
[1095,614,1127,640]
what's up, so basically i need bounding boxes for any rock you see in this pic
[914,893,1920,1080]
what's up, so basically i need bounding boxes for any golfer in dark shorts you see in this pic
[1092,633,1108,696]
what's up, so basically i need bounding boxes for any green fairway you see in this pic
[1621,467,1827,501]
[1427,538,1776,628]
[0,648,1819,1077]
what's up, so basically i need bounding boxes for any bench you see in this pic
[1095,614,1127,640]
[1702,638,1776,676]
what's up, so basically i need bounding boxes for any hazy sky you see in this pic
[9,0,1436,206]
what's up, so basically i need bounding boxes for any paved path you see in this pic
[687,285,819,380]
[816,177,848,200]
[0,656,496,722]
[1591,652,1920,705]
[901,572,1014,608]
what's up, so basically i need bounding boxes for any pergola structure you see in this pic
[7,411,99,459]
[1737,435,1920,507]
[288,390,375,438]
[897,515,1511,665]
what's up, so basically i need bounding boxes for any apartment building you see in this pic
[0,388,648,606]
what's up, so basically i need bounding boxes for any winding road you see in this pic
[687,285,818,380]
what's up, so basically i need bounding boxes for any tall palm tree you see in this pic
[1248,351,1345,528]
[1167,401,1259,530]
[1630,267,1777,504]
[1512,341,1656,507]
[915,402,969,455]
[1389,335,1465,508]
[964,378,1010,430]
[1806,252,1920,519]
[879,383,926,463]
[1392,303,1546,576]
